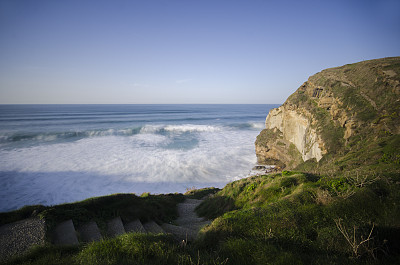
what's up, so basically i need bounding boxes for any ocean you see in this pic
[0,104,277,212]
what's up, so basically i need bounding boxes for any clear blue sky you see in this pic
[1,0,399,104]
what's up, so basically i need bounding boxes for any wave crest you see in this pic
[0,122,260,145]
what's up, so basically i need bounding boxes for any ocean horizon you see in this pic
[0,104,278,212]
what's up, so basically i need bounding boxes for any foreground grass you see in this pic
[196,171,400,264]
[3,233,228,265]
[0,192,185,241]
[2,172,400,264]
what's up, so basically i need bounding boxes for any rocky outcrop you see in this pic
[265,106,325,162]
[256,57,400,169]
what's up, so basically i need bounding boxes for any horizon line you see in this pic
[0,103,282,105]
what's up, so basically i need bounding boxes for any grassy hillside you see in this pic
[256,57,400,173]
[2,57,399,264]
[196,171,400,264]
[4,171,399,265]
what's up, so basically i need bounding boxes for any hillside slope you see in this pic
[2,58,400,265]
[256,57,400,172]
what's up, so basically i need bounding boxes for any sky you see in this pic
[0,0,399,104]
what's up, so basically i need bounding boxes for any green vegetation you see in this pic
[0,205,47,227]
[296,133,400,179]
[287,143,303,168]
[195,172,400,264]
[3,234,228,265]
[0,193,184,242]
[255,128,282,146]
[2,57,400,264]
[3,171,399,264]
[184,187,220,199]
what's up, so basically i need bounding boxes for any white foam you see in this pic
[250,122,265,129]
[0,128,259,211]
[164,124,221,133]
[139,125,163,134]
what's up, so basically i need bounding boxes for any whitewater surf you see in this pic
[0,104,278,212]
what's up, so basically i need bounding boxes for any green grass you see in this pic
[184,187,220,199]
[3,244,80,265]
[0,205,47,226]
[2,173,400,264]
[0,192,184,242]
[2,57,400,264]
[2,233,230,265]
[195,172,400,264]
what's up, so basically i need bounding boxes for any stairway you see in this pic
[0,197,211,259]
[52,217,158,246]
[50,198,209,245]
[77,221,102,243]
[162,198,211,242]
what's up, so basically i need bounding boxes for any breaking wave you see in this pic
[0,123,259,145]
[0,104,275,212]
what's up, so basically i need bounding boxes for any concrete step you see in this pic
[161,223,197,241]
[143,221,165,234]
[124,219,146,233]
[176,199,206,226]
[177,200,203,217]
[77,221,102,243]
[53,219,79,246]
[106,216,125,238]
[0,217,46,261]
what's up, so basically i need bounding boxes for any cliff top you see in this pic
[256,57,400,175]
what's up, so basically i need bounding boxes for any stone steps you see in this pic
[51,217,169,246]
[53,219,79,246]
[77,221,102,243]
[1,197,212,260]
[125,219,146,233]
[161,223,196,241]
[142,220,165,234]
[171,198,210,242]
[106,216,125,238]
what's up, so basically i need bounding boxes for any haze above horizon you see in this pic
[1,0,399,104]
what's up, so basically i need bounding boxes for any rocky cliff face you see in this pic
[256,57,400,169]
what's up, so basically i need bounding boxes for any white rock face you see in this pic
[265,106,324,162]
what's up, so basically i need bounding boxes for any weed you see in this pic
[334,218,377,259]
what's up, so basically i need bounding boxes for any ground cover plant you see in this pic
[195,171,400,264]
[2,58,400,264]
[3,171,399,265]
[0,192,185,242]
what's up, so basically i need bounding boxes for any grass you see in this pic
[184,187,220,199]
[2,233,229,265]
[3,245,80,265]
[2,57,400,264]
[195,171,400,264]
[2,174,399,265]
[0,192,185,243]
[0,205,47,226]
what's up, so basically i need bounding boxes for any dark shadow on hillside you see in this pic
[195,195,235,219]
[0,170,226,213]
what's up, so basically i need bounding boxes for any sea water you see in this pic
[0,104,277,212]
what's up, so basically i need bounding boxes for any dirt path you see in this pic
[173,198,210,240]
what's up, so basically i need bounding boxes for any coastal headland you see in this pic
[1,57,400,264]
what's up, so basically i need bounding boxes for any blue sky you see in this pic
[0,0,399,104]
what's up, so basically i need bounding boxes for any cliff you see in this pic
[256,57,400,170]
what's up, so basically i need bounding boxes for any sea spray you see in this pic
[0,104,278,212]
